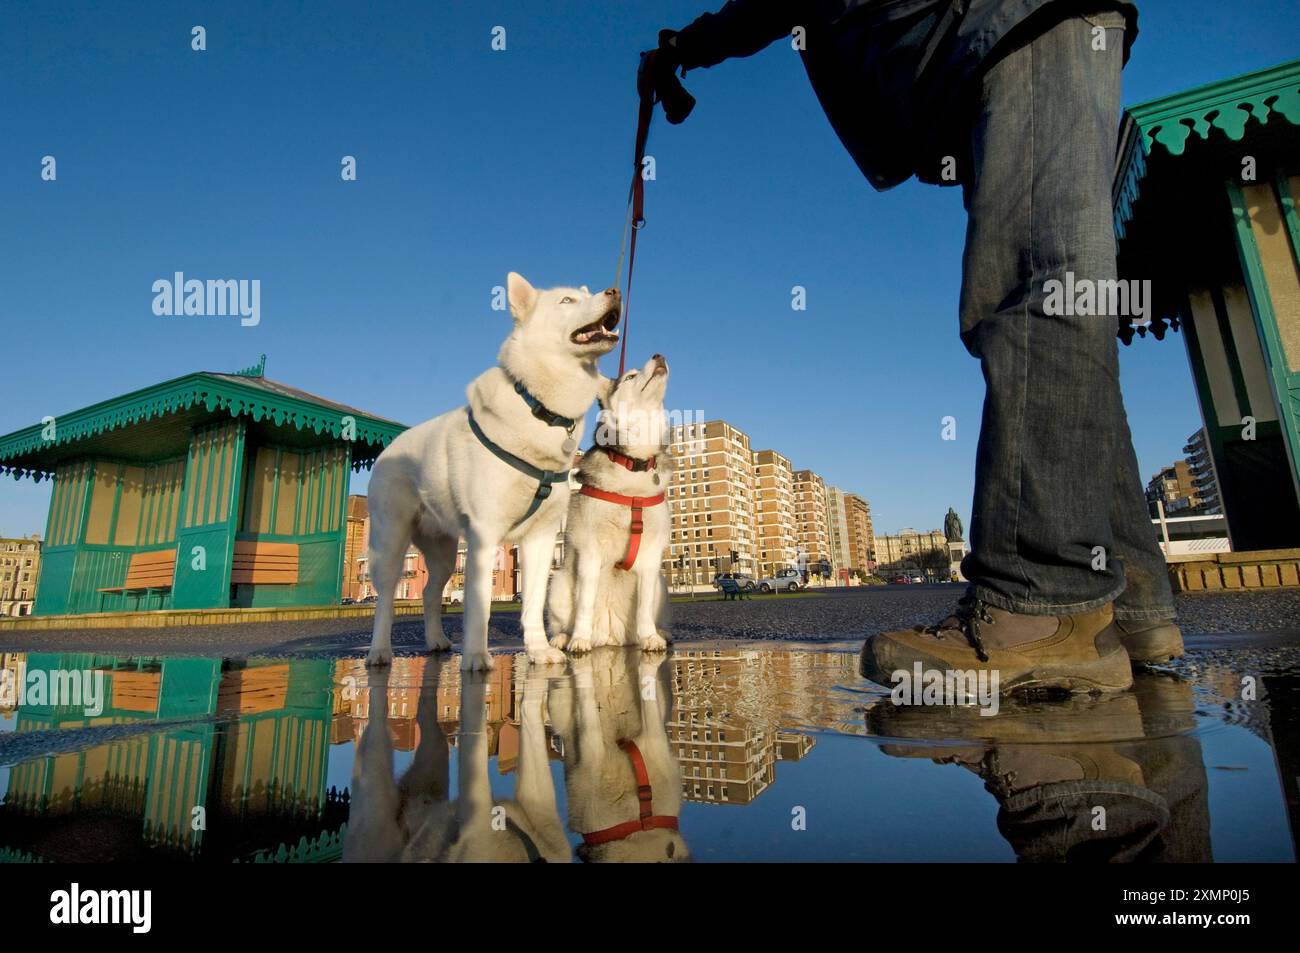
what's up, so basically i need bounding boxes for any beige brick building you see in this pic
[874,527,948,573]
[343,495,368,600]
[792,469,830,572]
[664,420,876,586]
[665,419,760,586]
[826,486,853,574]
[844,493,876,574]
[0,534,41,617]
[754,449,797,577]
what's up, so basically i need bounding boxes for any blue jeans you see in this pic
[957,10,1175,622]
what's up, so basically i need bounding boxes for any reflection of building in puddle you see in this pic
[668,649,853,805]
[0,654,341,862]
[333,656,522,769]
[332,650,851,806]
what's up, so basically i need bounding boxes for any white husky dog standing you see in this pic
[365,273,620,671]
[548,354,672,654]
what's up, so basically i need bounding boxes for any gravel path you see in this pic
[0,585,1295,658]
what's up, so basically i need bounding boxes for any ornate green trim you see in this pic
[1131,59,1300,157]
[1114,58,1300,239]
[238,824,347,863]
[234,354,267,378]
[0,372,406,481]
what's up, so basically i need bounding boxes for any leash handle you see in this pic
[617,78,656,377]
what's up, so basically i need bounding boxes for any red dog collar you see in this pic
[581,739,680,847]
[600,446,657,472]
[577,485,665,570]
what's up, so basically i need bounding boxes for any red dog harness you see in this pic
[578,485,665,570]
[578,447,664,570]
[581,739,680,847]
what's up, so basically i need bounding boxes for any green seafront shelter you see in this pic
[0,358,405,616]
[1114,58,1300,551]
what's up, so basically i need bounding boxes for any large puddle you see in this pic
[0,645,1295,862]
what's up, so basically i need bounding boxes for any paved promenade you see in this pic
[1,585,1296,658]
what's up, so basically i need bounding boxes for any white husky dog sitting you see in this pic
[548,354,672,654]
[365,273,620,671]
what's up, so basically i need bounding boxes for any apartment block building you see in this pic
[844,493,876,574]
[825,486,853,575]
[792,469,831,571]
[343,495,368,601]
[665,419,760,585]
[662,420,875,585]
[754,449,797,577]
[1146,428,1222,517]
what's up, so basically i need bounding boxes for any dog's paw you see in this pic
[528,646,568,666]
[425,631,452,652]
[567,636,593,655]
[366,645,393,668]
[638,632,668,653]
[548,633,570,650]
[657,627,674,645]
[460,651,495,672]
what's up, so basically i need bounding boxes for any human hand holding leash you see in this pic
[638,30,695,124]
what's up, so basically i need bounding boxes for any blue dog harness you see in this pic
[467,380,576,530]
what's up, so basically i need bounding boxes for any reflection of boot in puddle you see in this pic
[866,674,1209,861]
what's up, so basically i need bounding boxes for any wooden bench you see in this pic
[718,577,748,601]
[98,549,177,595]
[231,540,299,585]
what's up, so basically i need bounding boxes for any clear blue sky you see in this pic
[1,1,1296,538]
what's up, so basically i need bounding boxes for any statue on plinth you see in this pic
[944,508,964,543]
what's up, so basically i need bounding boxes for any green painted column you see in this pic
[172,420,246,610]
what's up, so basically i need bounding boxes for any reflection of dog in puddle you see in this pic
[549,647,690,862]
[344,657,570,863]
[344,649,690,863]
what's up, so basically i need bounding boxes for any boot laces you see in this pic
[923,594,994,663]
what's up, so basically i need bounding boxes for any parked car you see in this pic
[444,588,464,605]
[756,568,803,593]
[892,574,910,585]
[712,572,756,592]
[341,597,356,605]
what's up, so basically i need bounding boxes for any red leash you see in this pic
[616,73,656,377]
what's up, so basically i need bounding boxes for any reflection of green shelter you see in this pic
[1114,60,1300,549]
[0,654,342,862]
[0,358,405,615]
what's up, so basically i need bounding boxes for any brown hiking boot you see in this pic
[860,595,1133,695]
[1114,618,1184,663]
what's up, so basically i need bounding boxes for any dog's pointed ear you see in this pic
[595,375,615,410]
[579,285,590,295]
[507,272,538,321]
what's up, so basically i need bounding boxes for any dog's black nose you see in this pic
[604,287,620,298]
[652,353,663,361]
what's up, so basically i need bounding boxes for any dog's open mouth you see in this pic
[571,308,621,345]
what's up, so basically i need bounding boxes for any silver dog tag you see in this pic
[562,437,577,456]
[653,472,661,486]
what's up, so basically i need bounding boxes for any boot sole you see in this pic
[860,629,1134,696]
[1118,624,1185,664]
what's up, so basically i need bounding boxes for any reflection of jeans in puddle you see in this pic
[869,674,1211,862]
[997,730,1211,862]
